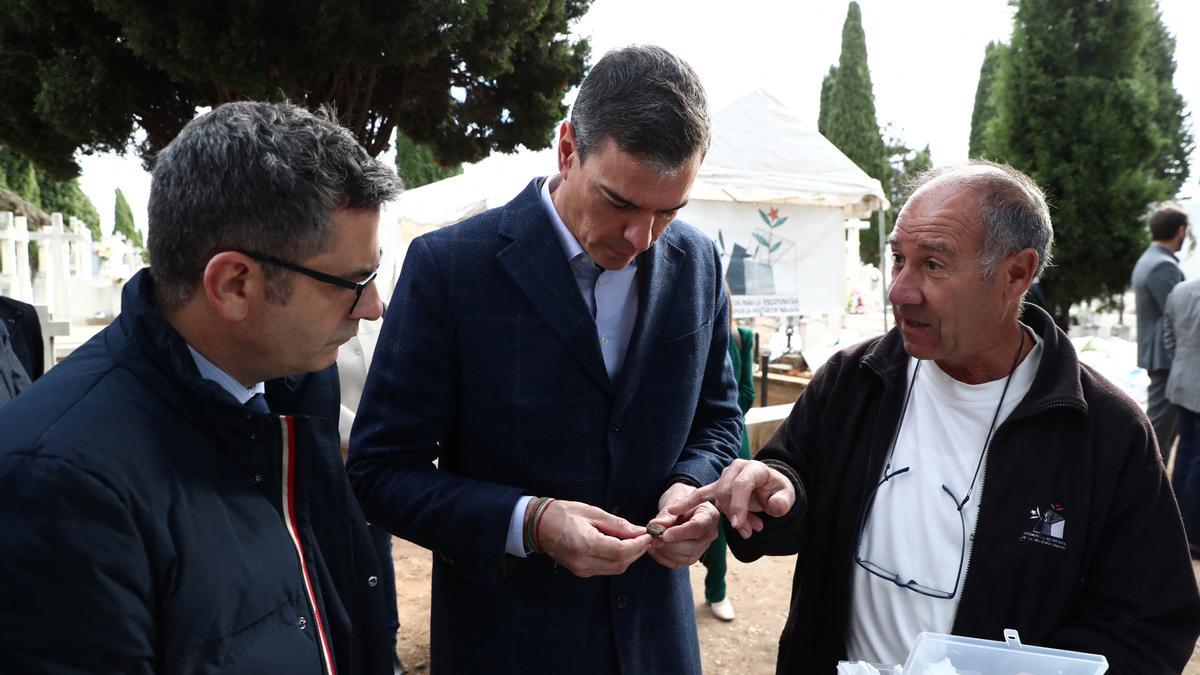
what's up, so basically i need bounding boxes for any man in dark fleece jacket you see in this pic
[673,161,1200,673]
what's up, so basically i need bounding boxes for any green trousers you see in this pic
[700,521,731,603]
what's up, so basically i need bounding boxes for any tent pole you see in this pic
[878,208,888,333]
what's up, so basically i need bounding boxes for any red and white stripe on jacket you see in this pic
[279,416,338,675]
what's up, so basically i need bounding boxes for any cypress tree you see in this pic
[817,66,837,137]
[989,0,1180,315]
[967,42,1008,159]
[1140,7,1192,193]
[39,175,102,239]
[822,2,889,265]
[13,161,40,209]
[0,146,19,187]
[114,188,142,248]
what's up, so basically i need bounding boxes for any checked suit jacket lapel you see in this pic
[495,180,613,394]
[612,236,683,420]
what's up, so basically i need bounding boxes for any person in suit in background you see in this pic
[0,295,43,404]
[347,45,742,674]
[1132,203,1188,458]
[0,296,43,382]
[1164,276,1200,557]
[0,306,30,404]
[699,288,756,622]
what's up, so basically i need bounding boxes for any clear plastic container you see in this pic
[836,663,900,675]
[903,629,1108,674]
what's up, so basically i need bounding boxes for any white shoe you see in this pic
[708,598,735,621]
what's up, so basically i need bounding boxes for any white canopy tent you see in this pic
[692,89,887,216]
[378,89,888,318]
[683,89,888,317]
[374,148,555,296]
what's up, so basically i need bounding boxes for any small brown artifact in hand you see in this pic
[646,523,666,538]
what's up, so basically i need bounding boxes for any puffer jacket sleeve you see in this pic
[0,453,155,675]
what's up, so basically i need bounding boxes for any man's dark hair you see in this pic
[570,45,709,173]
[1149,203,1189,242]
[147,101,403,310]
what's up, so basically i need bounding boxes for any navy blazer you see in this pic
[349,178,742,674]
[0,296,43,380]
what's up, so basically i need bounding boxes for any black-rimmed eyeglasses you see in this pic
[853,330,1025,600]
[238,250,377,313]
[853,465,971,599]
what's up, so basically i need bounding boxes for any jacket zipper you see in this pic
[278,415,339,675]
[950,400,1079,634]
[951,442,989,636]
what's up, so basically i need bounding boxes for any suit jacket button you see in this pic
[297,616,308,630]
[615,594,628,609]
[368,575,379,587]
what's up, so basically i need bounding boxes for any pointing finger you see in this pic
[666,481,718,517]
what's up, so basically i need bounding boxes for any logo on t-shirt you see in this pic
[1020,503,1066,550]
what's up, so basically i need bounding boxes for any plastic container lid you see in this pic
[903,629,1108,675]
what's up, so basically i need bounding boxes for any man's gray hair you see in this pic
[905,160,1054,280]
[570,45,710,174]
[147,101,404,310]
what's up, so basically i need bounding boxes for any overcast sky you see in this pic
[78,0,1199,236]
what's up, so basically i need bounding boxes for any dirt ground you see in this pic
[392,539,1200,673]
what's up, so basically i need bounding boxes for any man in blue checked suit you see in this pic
[348,45,743,674]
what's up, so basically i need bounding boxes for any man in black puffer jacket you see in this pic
[0,101,403,674]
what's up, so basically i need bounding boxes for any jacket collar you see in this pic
[1151,241,1181,262]
[860,303,1088,417]
[495,178,687,403]
[107,269,310,423]
[0,296,29,321]
[110,269,219,402]
[612,227,684,417]
[497,179,612,392]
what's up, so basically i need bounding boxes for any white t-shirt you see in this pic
[845,327,1043,665]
